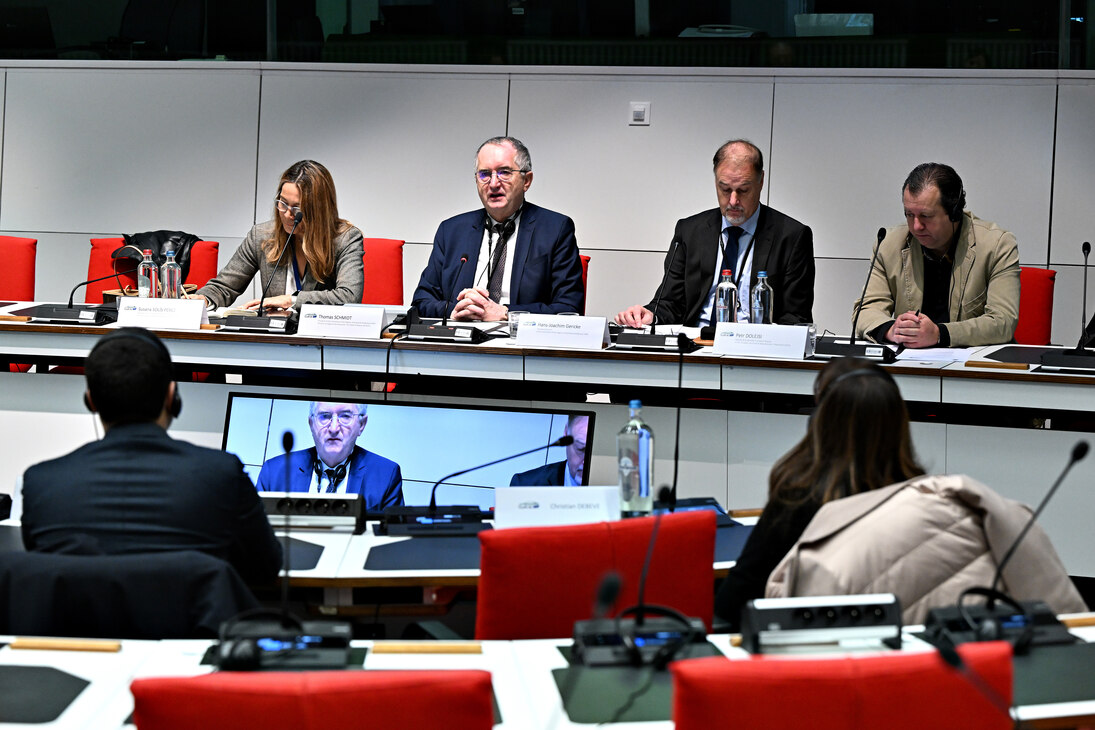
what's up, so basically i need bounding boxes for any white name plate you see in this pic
[516,314,609,349]
[494,486,620,529]
[713,322,808,359]
[297,304,387,338]
[117,298,207,330]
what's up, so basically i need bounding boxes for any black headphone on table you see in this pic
[957,586,1035,656]
[82,328,182,419]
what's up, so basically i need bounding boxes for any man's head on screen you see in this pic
[565,415,589,484]
[308,402,367,467]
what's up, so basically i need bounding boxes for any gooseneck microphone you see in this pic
[1078,241,1091,349]
[427,435,574,515]
[443,255,469,327]
[814,227,896,362]
[67,267,140,309]
[850,227,888,348]
[990,439,1088,596]
[649,239,680,336]
[256,211,303,317]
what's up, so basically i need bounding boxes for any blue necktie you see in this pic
[719,226,744,279]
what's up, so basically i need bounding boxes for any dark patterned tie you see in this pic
[719,226,744,279]
[487,220,516,302]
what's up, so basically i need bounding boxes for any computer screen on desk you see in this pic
[221,393,595,509]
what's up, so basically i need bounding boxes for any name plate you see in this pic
[117,298,207,330]
[713,322,808,359]
[516,314,609,349]
[494,486,620,529]
[298,304,387,338]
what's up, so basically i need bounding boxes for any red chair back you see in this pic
[579,253,590,315]
[362,238,404,305]
[1015,266,1055,345]
[672,641,1013,730]
[85,238,219,303]
[475,511,716,640]
[0,236,37,300]
[131,670,494,730]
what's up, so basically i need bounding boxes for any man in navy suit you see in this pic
[616,139,814,327]
[256,402,404,512]
[411,136,585,320]
[509,415,589,487]
[21,328,283,582]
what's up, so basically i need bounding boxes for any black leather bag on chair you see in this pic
[113,230,200,281]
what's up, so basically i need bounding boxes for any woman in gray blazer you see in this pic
[192,160,364,311]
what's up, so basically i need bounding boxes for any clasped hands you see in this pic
[887,310,940,348]
[451,287,508,321]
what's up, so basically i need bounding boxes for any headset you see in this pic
[82,328,182,419]
[957,585,1035,656]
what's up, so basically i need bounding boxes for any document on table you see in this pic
[895,347,972,363]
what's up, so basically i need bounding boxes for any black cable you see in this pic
[600,666,656,726]
[382,324,406,403]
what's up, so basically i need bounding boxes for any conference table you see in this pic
[2,623,1094,729]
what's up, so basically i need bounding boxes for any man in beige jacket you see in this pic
[854,162,1020,348]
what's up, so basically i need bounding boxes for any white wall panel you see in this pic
[1048,263,1086,347]
[770,78,1057,264]
[1,68,260,237]
[508,75,775,252]
[256,71,509,245]
[1050,80,1095,266]
[945,424,1094,577]
[814,256,870,338]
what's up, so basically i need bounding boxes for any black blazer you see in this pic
[21,422,283,582]
[646,205,815,326]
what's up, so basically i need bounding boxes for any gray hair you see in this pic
[476,136,532,172]
[309,402,367,419]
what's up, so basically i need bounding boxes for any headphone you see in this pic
[82,328,182,419]
[616,603,699,670]
[946,186,967,223]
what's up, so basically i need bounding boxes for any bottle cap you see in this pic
[629,399,642,409]
[721,268,731,276]
[758,270,767,276]
[143,249,152,255]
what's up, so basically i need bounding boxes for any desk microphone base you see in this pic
[572,616,707,666]
[614,332,700,353]
[376,505,491,537]
[404,323,488,344]
[813,337,897,363]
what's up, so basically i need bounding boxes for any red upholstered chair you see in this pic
[1014,266,1055,345]
[475,511,716,640]
[671,641,1013,730]
[362,237,404,305]
[85,237,220,302]
[579,253,590,315]
[131,670,494,730]
[0,236,36,372]
[0,235,36,301]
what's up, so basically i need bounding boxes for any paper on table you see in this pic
[895,347,972,363]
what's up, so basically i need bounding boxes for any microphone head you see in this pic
[657,485,673,504]
[282,430,294,454]
[1072,440,1089,463]
[460,255,468,263]
[595,571,622,610]
[293,211,303,224]
[876,227,887,243]
[1084,241,1091,257]
[554,435,574,447]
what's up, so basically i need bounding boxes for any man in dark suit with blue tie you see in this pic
[411,136,585,321]
[615,139,814,328]
[256,402,404,512]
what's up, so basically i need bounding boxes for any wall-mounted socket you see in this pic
[629,101,651,126]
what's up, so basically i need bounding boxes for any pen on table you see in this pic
[893,309,921,357]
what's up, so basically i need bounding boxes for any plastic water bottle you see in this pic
[714,269,737,324]
[751,270,774,324]
[137,249,158,298]
[161,250,182,299]
[617,399,654,517]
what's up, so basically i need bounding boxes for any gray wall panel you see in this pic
[508,76,775,253]
[256,71,510,245]
[770,78,1057,265]
[1,68,260,237]
[1050,81,1095,267]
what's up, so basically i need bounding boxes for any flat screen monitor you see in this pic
[221,392,595,510]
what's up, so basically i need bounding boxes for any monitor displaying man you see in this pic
[509,415,589,486]
[256,402,404,512]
